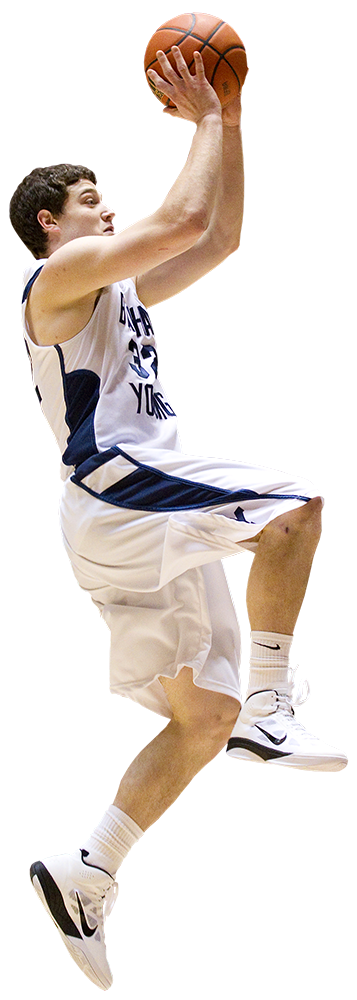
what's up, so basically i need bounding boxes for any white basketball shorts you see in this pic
[59,443,318,717]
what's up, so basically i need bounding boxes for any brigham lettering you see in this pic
[119,293,154,337]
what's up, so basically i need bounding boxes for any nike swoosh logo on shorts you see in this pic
[254,642,281,650]
[76,892,98,937]
[255,725,287,746]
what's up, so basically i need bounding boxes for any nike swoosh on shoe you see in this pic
[76,893,98,938]
[255,725,287,746]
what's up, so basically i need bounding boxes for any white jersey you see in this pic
[21,262,316,719]
[22,260,179,482]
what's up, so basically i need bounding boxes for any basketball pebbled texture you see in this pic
[144,12,248,109]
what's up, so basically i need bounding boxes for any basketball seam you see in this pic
[184,21,242,74]
[145,18,245,107]
[145,32,201,72]
[145,15,201,70]
[145,22,245,71]
[145,19,199,105]
[187,48,242,87]
[210,51,241,91]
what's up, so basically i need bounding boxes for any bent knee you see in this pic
[190,700,240,743]
[301,495,323,516]
[284,496,323,534]
[260,496,323,545]
[244,497,323,547]
[160,670,240,741]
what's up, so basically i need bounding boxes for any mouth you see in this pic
[103,225,114,234]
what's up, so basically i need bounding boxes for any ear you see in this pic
[37,209,60,234]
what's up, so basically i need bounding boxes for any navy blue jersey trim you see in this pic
[54,346,100,468]
[54,343,66,376]
[71,466,237,510]
[70,450,311,515]
[22,266,44,303]
[97,446,311,506]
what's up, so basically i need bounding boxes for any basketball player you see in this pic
[10,48,347,990]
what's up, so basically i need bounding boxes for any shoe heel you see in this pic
[30,862,82,938]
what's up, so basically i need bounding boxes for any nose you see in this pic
[101,206,115,222]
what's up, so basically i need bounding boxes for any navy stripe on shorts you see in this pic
[71,447,310,517]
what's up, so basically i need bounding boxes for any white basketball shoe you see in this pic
[30,850,118,990]
[226,674,347,771]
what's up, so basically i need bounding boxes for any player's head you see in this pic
[9,164,115,259]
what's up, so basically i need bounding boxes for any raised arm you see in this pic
[35,49,223,310]
[136,94,244,307]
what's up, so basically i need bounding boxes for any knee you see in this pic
[260,496,323,549]
[307,496,324,517]
[304,496,323,537]
[181,699,241,747]
[286,496,323,538]
[160,668,240,746]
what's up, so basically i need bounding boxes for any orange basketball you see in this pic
[144,12,248,109]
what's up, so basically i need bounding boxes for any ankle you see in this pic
[80,805,144,877]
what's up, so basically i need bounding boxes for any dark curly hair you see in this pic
[9,163,97,259]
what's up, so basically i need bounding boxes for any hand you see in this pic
[147,47,222,124]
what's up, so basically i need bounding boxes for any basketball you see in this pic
[144,12,248,110]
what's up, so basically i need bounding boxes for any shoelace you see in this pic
[85,879,119,923]
[103,881,118,919]
[276,667,321,742]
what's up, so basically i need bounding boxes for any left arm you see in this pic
[136,95,244,307]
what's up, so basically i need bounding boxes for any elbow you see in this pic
[216,234,241,258]
[210,221,241,257]
[172,211,206,252]
[186,208,209,238]
[222,226,241,254]
[164,211,206,253]
[229,236,241,254]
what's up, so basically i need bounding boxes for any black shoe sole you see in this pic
[30,861,82,938]
[226,737,292,761]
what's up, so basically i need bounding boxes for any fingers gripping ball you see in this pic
[144,11,248,109]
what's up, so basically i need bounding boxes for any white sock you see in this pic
[247,630,293,697]
[80,805,144,877]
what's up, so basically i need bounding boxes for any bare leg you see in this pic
[113,668,240,831]
[246,497,323,633]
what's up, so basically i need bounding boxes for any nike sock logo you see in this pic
[76,893,98,937]
[255,725,287,746]
[254,642,281,650]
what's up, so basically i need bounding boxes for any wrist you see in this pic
[222,94,242,128]
[222,111,242,129]
[222,119,241,130]
[196,109,222,126]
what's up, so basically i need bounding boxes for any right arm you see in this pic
[36,49,223,309]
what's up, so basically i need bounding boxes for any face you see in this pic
[54,179,115,243]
